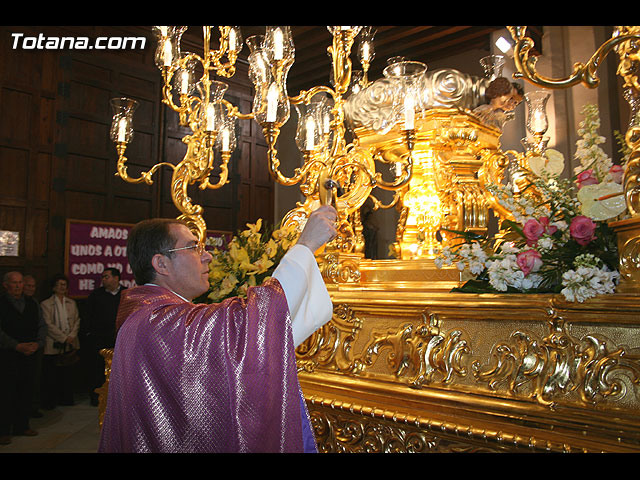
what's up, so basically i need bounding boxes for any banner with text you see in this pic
[65,219,232,297]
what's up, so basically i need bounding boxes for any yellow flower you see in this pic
[229,243,252,272]
[248,254,274,275]
[264,238,278,259]
[241,219,262,243]
[219,274,238,297]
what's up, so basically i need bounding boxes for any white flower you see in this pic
[560,264,619,303]
[537,236,554,251]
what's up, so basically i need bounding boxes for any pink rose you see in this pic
[516,249,543,276]
[522,217,556,246]
[609,164,624,184]
[569,215,597,246]
[576,169,598,189]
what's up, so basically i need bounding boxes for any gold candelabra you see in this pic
[111,26,244,241]
[110,26,414,264]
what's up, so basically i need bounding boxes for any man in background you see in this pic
[22,274,44,418]
[85,268,124,406]
[0,271,47,444]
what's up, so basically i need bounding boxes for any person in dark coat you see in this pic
[0,271,47,445]
[85,267,125,406]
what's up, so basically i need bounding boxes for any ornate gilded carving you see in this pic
[319,252,362,284]
[472,305,640,407]
[309,407,500,453]
[300,299,640,410]
[296,304,363,373]
[96,348,114,428]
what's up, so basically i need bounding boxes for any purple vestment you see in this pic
[98,280,316,453]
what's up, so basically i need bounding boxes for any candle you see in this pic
[361,42,370,62]
[221,129,230,152]
[404,95,415,130]
[117,118,128,143]
[180,70,189,94]
[273,28,283,60]
[305,116,315,151]
[205,104,216,131]
[163,39,172,67]
[266,84,278,123]
[229,28,237,51]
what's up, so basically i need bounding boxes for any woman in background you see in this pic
[40,274,80,409]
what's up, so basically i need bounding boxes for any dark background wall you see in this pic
[0,26,274,300]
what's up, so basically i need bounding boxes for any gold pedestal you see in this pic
[610,216,640,294]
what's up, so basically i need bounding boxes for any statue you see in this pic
[473,77,524,129]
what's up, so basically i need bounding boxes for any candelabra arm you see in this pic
[114,142,175,185]
[289,86,336,105]
[508,26,640,89]
[373,156,413,191]
[199,152,231,190]
[221,99,254,121]
[368,190,403,210]
[261,124,326,187]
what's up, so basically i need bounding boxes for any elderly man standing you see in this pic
[99,206,337,453]
[0,271,47,445]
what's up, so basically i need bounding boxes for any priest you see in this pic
[98,206,337,453]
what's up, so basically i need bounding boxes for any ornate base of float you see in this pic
[297,262,640,453]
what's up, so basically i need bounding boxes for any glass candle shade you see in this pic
[264,26,294,65]
[294,102,325,153]
[174,54,199,96]
[383,60,427,130]
[227,26,243,54]
[110,97,139,144]
[152,26,187,70]
[479,54,505,81]
[215,118,237,153]
[524,90,551,136]
[197,81,229,133]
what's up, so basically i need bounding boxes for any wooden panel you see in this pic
[0,88,31,145]
[64,191,106,221]
[65,153,107,192]
[25,207,48,258]
[0,146,29,199]
[112,196,153,224]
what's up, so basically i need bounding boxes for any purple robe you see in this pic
[98,279,315,453]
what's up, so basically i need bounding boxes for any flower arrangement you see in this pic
[435,104,626,302]
[200,219,298,303]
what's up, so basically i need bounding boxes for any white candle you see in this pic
[117,118,128,143]
[362,42,370,62]
[404,95,415,130]
[266,84,278,123]
[180,70,189,94]
[305,116,315,150]
[273,28,283,60]
[221,129,230,152]
[163,39,172,67]
[229,28,237,51]
[205,104,216,131]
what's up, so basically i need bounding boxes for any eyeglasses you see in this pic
[164,242,207,256]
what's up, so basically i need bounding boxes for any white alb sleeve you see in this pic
[272,244,333,347]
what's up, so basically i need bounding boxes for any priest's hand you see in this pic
[296,205,338,253]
